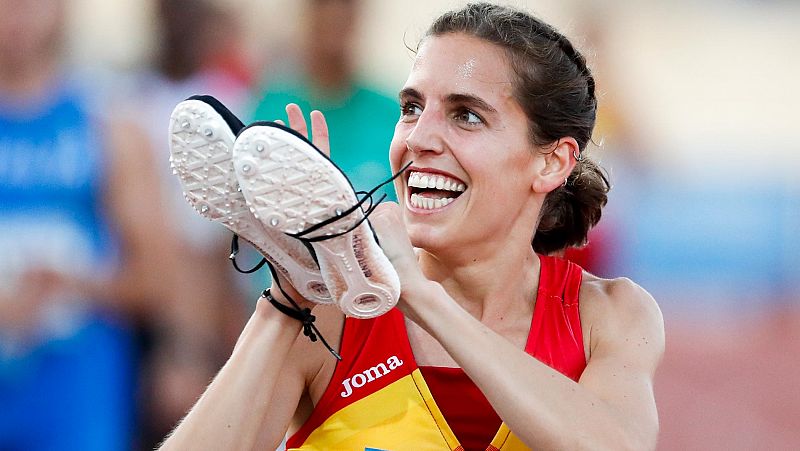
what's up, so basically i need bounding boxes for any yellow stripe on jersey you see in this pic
[289,369,534,451]
[289,370,455,451]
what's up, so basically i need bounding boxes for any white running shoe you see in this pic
[232,122,401,319]
[168,96,332,304]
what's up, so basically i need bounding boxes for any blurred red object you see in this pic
[655,307,800,450]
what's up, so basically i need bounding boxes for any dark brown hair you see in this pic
[425,2,610,254]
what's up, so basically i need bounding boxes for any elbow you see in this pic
[574,437,651,451]
[605,425,658,451]
[538,432,650,451]
[614,435,655,451]
[604,409,659,451]
[572,424,657,451]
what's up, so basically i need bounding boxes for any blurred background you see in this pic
[0,0,797,449]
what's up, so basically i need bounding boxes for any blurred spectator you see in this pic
[249,0,398,201]
[0,0,184,448]
[562,15,646,279]
[120,0,256,447]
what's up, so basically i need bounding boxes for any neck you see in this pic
[417,194,546,320]
[0,57,58,99]
[306,55,351,93]
[419,237,540,322]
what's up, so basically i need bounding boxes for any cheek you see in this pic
[464,144,534,196]
[388,125,410,172]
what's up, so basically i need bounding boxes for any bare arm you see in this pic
[371,203,665,451]
[158,289,311,450]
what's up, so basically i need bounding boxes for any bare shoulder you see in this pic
[580,273,663,329]
[579,273,665,367]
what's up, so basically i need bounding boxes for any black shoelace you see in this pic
[227,161,412,359]
[290,160,412,244]
[261,261,341,360]
[229,235,267,273]
[228,161,412,271]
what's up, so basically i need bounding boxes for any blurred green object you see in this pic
[250,72,399,203]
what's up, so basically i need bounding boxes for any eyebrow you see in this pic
[398,87,423,102]
[399,88,498,114]
[446,93,497,114]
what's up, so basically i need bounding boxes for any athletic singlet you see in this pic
[0,81,135,449]
[286,255,586,451]
[418,366,501,450]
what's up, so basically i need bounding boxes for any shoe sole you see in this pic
[233,123,400,318]
[168,99,332,304]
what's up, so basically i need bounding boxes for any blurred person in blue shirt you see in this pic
[0,0,184,449]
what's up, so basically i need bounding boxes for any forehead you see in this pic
[407,33,515,99]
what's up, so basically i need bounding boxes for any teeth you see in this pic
[407,171,466,192]
[409,193,456,210]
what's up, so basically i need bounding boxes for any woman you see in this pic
[160,3,664,450]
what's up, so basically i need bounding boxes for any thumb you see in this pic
[370,202,422,281]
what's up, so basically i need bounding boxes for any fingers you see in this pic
[285,103,308,138]
[310,110,331,157]
[283,104,331,157]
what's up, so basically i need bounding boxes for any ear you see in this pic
[531,138,579,193]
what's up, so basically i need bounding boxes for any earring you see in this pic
[563,177,568,187]
[573,149,584,162]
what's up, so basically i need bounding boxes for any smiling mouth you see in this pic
[407,171,466,210]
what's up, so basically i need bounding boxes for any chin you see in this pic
[406,222,449,254]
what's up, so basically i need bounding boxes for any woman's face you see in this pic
[390,33,542,253]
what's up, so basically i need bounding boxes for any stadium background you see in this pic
[6,0,800,449]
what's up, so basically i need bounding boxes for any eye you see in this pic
[400,102,422,120]
[454,108,483,126]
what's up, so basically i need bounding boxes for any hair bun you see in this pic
[533,158,610,254]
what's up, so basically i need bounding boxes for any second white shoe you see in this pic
[232,122,400,318]
[168,96,332,304]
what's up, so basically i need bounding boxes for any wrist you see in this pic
[399,280,449,325]
[270,275,318,311]
[255,288,342,360]
[253,293,304,329]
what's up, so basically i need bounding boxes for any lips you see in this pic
[406,170,466,211]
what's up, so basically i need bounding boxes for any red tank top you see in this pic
[419,255,586,450]
[418,366,502,451]
[287,254,586,450]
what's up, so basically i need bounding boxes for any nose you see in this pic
[404,108,446,155]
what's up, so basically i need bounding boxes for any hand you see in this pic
[0,268,79,334]
[369,202,444,324]
[278,103,331,158]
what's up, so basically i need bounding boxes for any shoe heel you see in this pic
[312,228,398,318]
